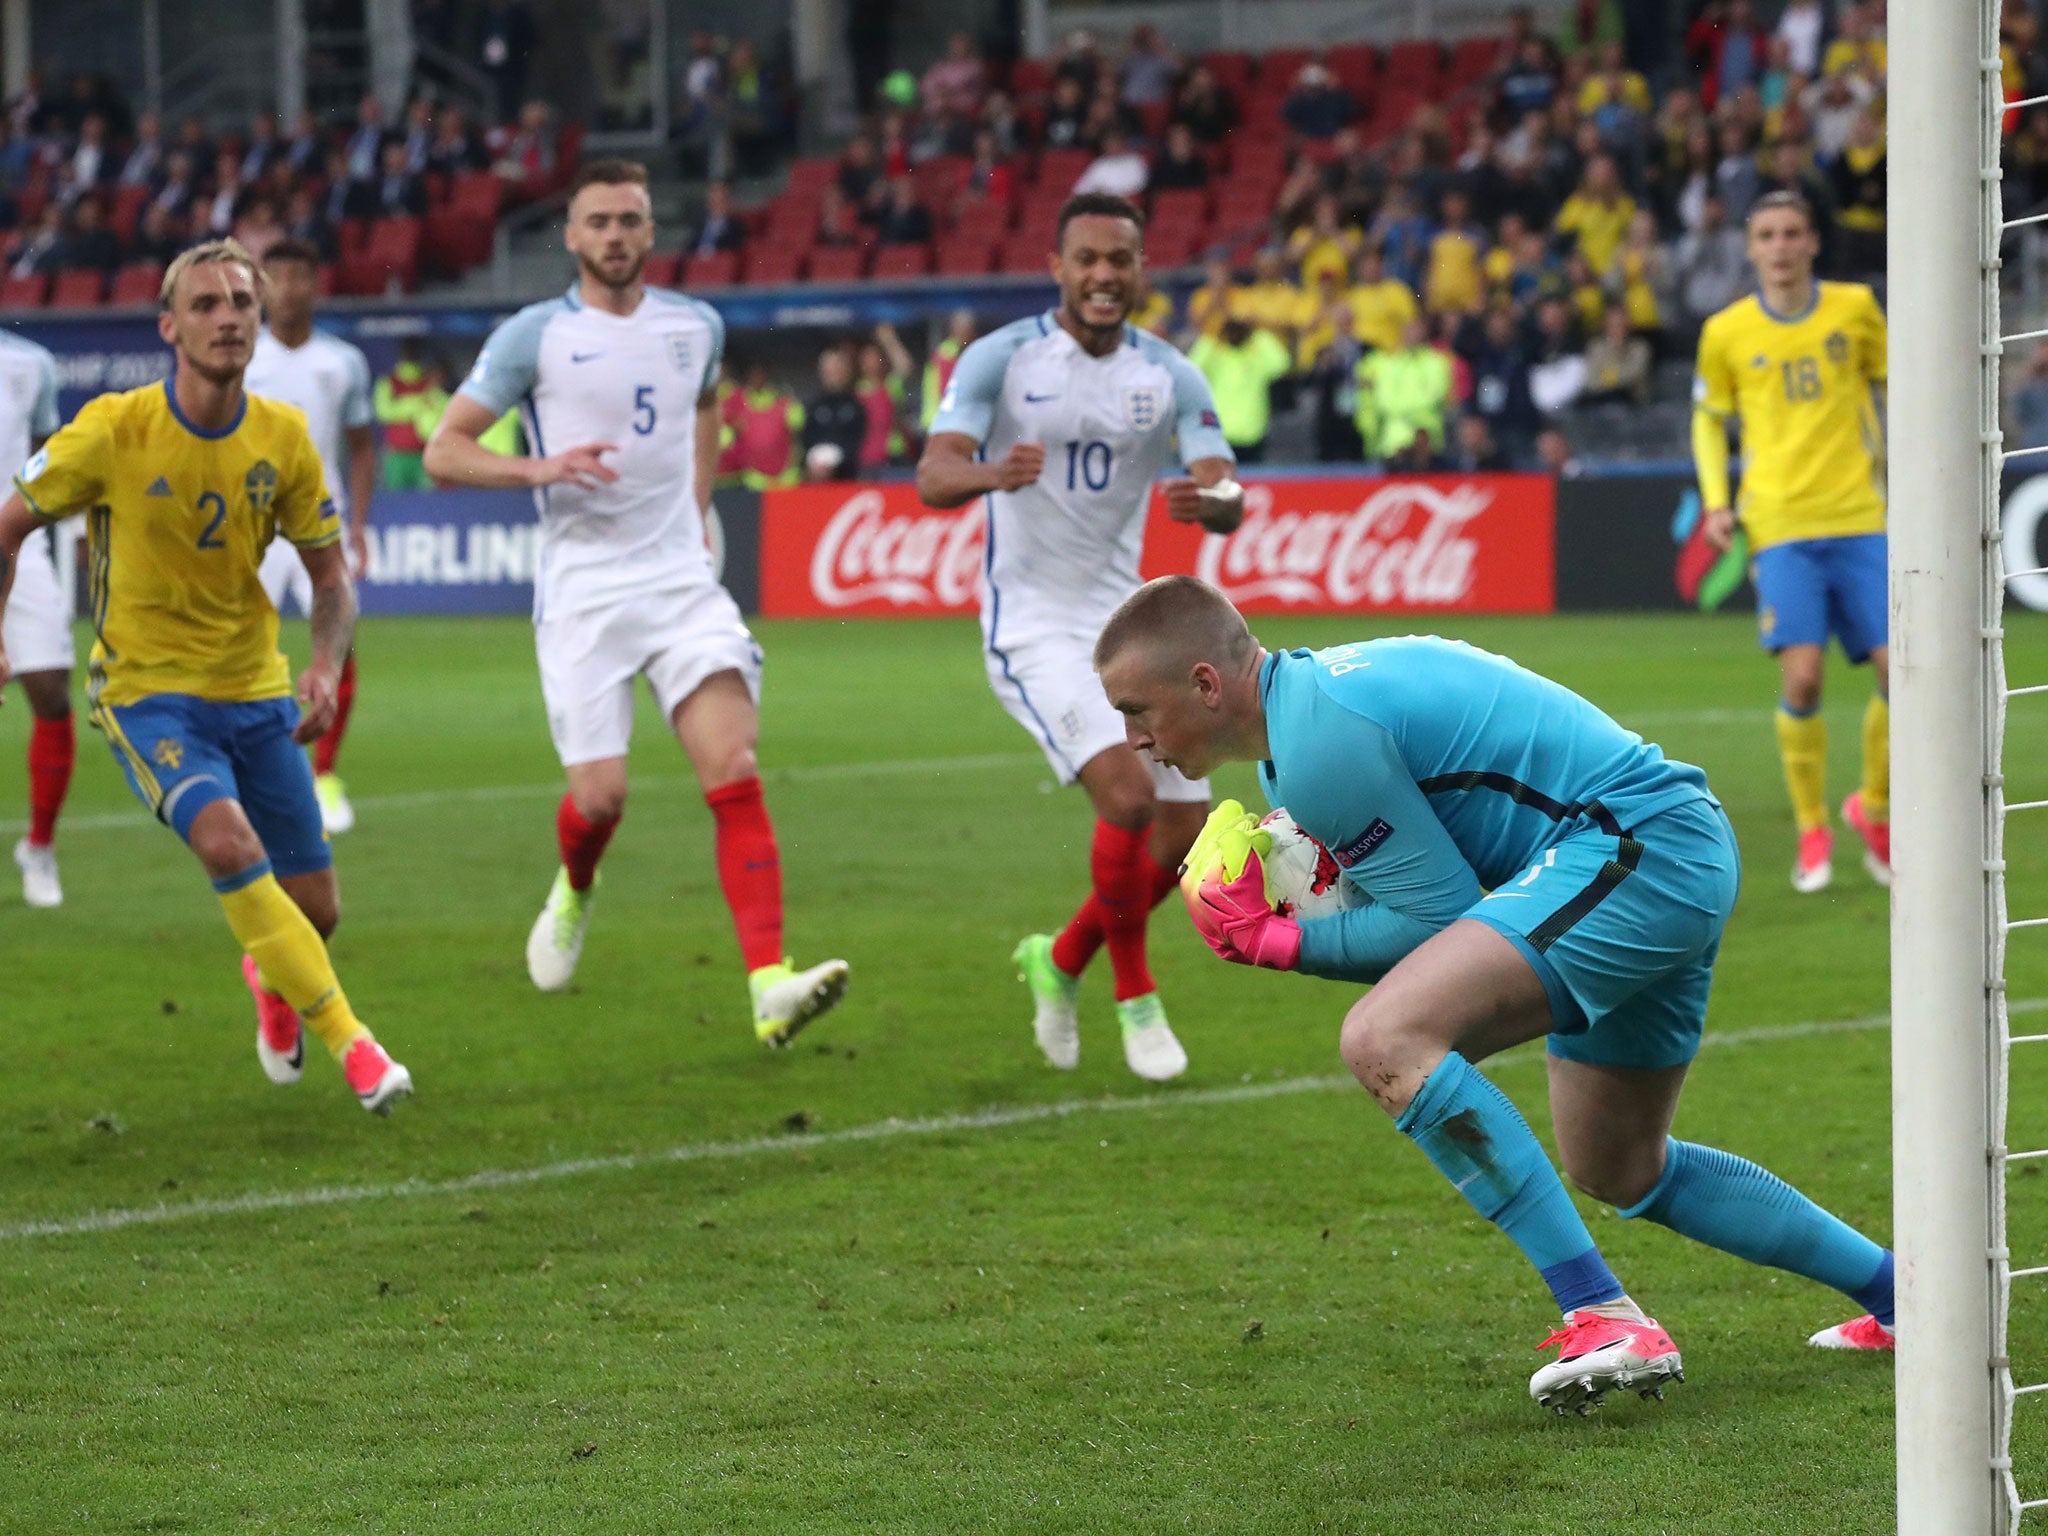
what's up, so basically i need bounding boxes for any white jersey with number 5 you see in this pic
[457,284,724,620]
[929,312,1232,646]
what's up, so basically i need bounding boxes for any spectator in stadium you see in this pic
[152,152,198,220]
[855,325,913,468]
[1131,276,1173,337]
[1776,0,1826,76]
[1235,248,1302,352]
[371,139,429,218]
[284,108,325,176]
[375,342,449,490]
[429,106,487,174]
[1288,193,1362,291]
[61,197,120,274]
[802,344,865,481]
[920,310,976,432]
[345,96,388,182]
[1423,189,1486,317]
[203,151,247,236]
[1449,412,1510,472]
[962,129,1015,204]
[1712,120,1763,221]
[1117,25,1179,108]
[8,206,64,279]
[2009,107,2048,214]
[478,0,537,121]
[1582,303,1653,406]
[724,360,802,489]
[1281,61,1357,143]
[397,99,435,175]
[1498,37,1560,121]
[1078,92,1138,154]
[494,100,559,193]
[1356,315,1453,463]
[1803,70,1876,163]
[1673,191,1748,323]
[724,39,787,175]
[1527,295,1590,416]
[1320,128,1384,224]
[5,67,43,139]
[1822,3,1886,84]
[922,32,987,120]
[231,196,287,262]
[1686,0,1770,110]
[1829,110,1886,276]
[241,109,286,182]
[117,111,166,189]
[132,202,189,266]
[1555,152,1636,275]
[1615,210,1670,343]
[1043,76,1091,154]
[815,184,864,247]
[1169,64,1238,146]
[874,176,933,245]
[281,183,334,259]
[1536,422,1582,476]
[979,90,1024,158]
[1757,138,1832,237]
[1073,127,1148,198]
[1150,123,1209,192]
[1557,0,1624,56]
[1467,304,1541,461]
[1186,257,1235,338]
[687,180,744,256]
[55,113,111,206]
[1346,243,1420,355]
[1051,28,1106,96]
[1191,316,1291,463]
[1305,303,1366,461]
[837,135,882,207]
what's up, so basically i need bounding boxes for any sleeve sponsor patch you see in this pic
[1333,818,1394,867]
[1200,409,1220,429]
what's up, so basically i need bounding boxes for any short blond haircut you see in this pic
[159,239,264,311]
[1093,574,1256,676]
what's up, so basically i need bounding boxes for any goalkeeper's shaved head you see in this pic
[1094,575,1257,680]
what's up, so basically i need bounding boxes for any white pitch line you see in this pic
[6,998,2013,1245]
[0,751,1045,836]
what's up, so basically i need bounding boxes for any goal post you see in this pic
[1889,0,2004,1530]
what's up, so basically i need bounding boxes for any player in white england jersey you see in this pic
[917,193,1244,1081]
[244,239,378,835]
[0,330,70,906]
[424,158,848,1046]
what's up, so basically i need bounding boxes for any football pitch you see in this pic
[8,610,2048,1534]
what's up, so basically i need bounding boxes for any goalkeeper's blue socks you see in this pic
[1396,1052,1626,1314]
[1621,1139,1895,1327]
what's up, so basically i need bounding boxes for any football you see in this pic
[1257,808,1367,920]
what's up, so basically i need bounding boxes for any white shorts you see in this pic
[984,630,1210,801]
[536,581,764,767]
[4,525,75,675]
[258,536,313,617]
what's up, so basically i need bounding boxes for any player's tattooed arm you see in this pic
[293,541,358,743]
[916,431,1044,508]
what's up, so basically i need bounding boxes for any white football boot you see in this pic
[526,868,596,991]
[1117,993,1188,1081]
[13,837,61,908]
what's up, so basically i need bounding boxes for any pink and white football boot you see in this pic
[1808,1313,1895,1352]
[1530,1308,1685,1415]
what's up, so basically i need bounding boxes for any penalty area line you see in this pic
[2,999,2005,1245]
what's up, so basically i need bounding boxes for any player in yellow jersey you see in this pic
[0,240,412,1113]
[1693,192,1890,894]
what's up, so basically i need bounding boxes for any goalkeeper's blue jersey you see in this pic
[1254,639,1717,978]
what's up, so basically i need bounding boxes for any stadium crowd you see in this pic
[693,0,2048,476]
[0,70,581,298]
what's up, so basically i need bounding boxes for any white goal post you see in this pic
[1889,0,2009,1529]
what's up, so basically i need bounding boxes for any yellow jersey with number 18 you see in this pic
[1692,280,1887,551]
[13,378,338,706]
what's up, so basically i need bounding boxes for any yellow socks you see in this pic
[1861,694,1890,820]
[1775,704,1829,833]
[215,863,366,1059]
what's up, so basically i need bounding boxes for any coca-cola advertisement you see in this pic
[759,475,1555,618]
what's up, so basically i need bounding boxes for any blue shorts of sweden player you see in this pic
[1750,531,1887,662]
[1465,797,1741,1072]
[97,694,332,877]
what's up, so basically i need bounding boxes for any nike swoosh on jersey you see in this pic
[1479,892,1534,900]
[570,351,605,364]
[1023,392,1061,403]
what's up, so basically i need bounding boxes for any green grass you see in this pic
[3,611,2047,1534]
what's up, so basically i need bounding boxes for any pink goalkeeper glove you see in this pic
[1187,838,1302,971]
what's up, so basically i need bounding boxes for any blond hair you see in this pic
[1093,574,1255,676]
[159,239,263,311]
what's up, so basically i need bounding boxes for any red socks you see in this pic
[313,653,356,777]
[1086,819,1159,1001]
[1051,835,1179,980]
[706,775,784,971]
[556,793,620,892]
[26,712,74,848]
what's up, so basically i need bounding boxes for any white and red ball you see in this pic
[1257,809,1367,920]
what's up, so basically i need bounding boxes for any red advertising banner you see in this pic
[759,474,1556,618]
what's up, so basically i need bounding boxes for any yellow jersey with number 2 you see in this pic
[1693,281,1887,551]
[14,378,338,706]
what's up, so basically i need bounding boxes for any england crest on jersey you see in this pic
[1124,385,1161,432]
[668,334,696,376]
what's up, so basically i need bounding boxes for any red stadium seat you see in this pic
[1009,59,1052,98]
[1259,47,1316,90]
[1451,36,1509,85]
[871,242,932,280]
[934,235,996,276]
[110,184,151,244]
[110,260,162,306]
[805,244,869,282]
[1033,147,1092,193]
[1149,188,1210,229]
[366,216,422,290]
[913,155,971,207]
[336,218,371,257]
[316,264,336,297]
[1144,227,1198,270]
[1213,183,1276,231]
[1135,100,1170,141]
[450,171,504,219]
[786,157,839,198]
[683,251,739,288]
[1384,41,1443,92]
[1327,43,1379,95]
[742,246,803,285]
[951,198,1011,241]
[0,273,48,309]
[998,231,1052,274]
[552,123,586,192]
[641,252,680,287]
[49,269,105,308]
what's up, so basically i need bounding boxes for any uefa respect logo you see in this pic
[1669,487,1749,611]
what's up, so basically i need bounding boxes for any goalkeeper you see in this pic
[1092,574,1896,1414]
